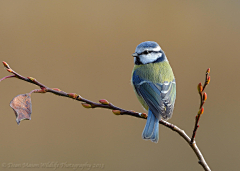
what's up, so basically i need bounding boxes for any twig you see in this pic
[1,61,211,171]
[0,75,16,82]
[191,68,210,144]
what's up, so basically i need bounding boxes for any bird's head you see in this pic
[132,41,167,65]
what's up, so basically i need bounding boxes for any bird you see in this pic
[131,41,176,143]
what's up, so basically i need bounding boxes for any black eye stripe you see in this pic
[138,50,161,55]
[142,51,148,55]
[134,50,166,65]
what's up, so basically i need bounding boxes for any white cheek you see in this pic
[140,53,162,64]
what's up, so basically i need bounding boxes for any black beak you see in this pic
[132,53,138,57]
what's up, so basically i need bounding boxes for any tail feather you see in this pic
[142,110,159,143]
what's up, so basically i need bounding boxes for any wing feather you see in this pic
[132,71,176,120]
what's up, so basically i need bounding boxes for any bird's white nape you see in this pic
[151,46,161,52]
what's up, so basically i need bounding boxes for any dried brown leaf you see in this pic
[10,93,32,125]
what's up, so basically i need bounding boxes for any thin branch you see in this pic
[0,75,16,82]
[0,61,211,171]
[191,69,210,144]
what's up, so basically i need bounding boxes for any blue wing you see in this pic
[132,71,176,120]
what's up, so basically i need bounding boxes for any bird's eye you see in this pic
[142,51,149,55]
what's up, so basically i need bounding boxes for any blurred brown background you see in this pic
[0,0,239,170]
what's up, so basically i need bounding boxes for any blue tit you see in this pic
[131,41,176,143]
